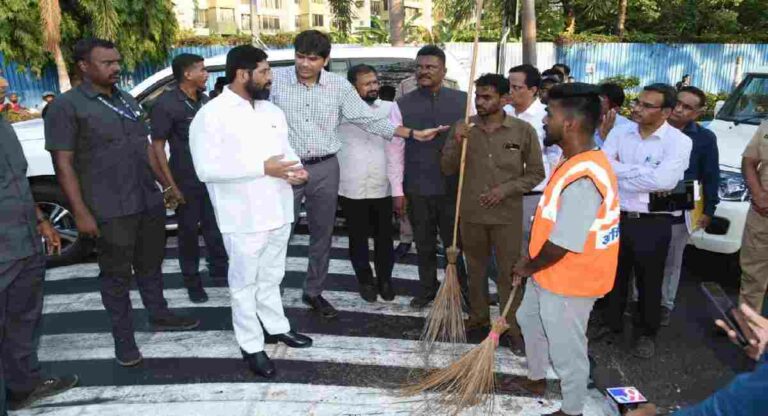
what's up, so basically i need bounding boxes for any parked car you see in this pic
[690,67,768,255]
[14,46,470,266]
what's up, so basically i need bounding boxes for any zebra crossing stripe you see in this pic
[36,331,548,378]
[13,383,603,416]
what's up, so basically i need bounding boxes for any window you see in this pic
[312,0,323,4]
[193,8,207,27]
[719,74,768,125]
[355,0,364,7]
[371,1,382,14]
[219,8,236,24]
[262,16,281,30]
[241,13,252,29]
[262,0,282,8]
[312,14,324,27]
[405,6,419,20]
[383,0,388,10]
[295,15,301,28]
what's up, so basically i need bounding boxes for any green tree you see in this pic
[0,0,177,83]
[328,0,354,36]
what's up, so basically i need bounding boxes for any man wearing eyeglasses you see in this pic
[593,84,692,359]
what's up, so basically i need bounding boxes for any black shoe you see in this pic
[186,284,209,303]
[302,294,339,319]
[394,242,412,260]
[410,293,436,309]
[7,375,80,410]
[265,330,313,348]
[241,349,276,378]
[378,278,395,301]
[150,313,200,331]
[632,336,655,359]
[358,283,378,303]
[115,339,143,367]
[660,306,672,327]
[588,324,618,341]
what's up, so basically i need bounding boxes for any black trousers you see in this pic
[0,253,45,412]
[406,194,468,297]
[96,206,170,348]
[339,196,394,286]
[606,214,673,337]
[176,185,228,285]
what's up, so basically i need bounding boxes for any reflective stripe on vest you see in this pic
[529,150,620,297]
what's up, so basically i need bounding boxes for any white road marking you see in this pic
[12,383,606,416]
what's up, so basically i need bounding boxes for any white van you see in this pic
[690,67,768,255]
[14,46,469,266]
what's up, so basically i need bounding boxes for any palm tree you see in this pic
[80,0,119,41]
[328,0,354,36]
[617,0,628,38]
[40,0,70,92]
[389,0,405,46]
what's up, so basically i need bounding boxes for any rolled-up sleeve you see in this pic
[340,83,397,139]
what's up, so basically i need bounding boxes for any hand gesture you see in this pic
[413,125,450,142]
[286,168,309,185]
[480,186,504,208]
[715,303,768,361]
[393,196,406,218]
[265,154,301,179]
[454,122,475,144]
[37,220,62,256]
[75,211,100,238]
[598,109,617,141]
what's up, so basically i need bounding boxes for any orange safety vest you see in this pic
[529,149,620,297]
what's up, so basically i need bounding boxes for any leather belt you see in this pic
[620,211,673,219]
[300,154,336,166]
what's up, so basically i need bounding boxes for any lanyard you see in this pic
[97,94,139,122]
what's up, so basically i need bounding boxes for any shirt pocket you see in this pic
[493,137,523,172]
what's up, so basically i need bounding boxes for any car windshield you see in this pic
[717,74,768,125]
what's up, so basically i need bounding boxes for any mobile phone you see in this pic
[701,282,751,346]
[605,386,647,413]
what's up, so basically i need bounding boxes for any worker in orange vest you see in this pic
[512,83,620,416]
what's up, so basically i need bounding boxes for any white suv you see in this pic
[14,46,469,266]
[690,67,768,255]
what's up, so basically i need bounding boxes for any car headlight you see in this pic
[719,171,751,202]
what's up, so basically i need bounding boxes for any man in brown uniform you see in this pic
[442,74,544,353]
[741,119,768,314]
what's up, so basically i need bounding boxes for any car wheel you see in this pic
[31,182,95,267]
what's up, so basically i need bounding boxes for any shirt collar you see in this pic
[79,81,119,99]
[219,85,253,108]
[289,66,329,87]
[174,85,202,102]
[634,120,671,140]
[682,121,700,134]
[514,98,544,117]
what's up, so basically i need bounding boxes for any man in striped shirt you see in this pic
[270,31,447,318]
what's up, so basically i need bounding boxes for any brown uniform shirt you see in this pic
[441,114,545,224]
[743,120,768,189]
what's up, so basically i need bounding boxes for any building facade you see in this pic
[172,0,433,36]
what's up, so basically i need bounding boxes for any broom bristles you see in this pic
[403,326,505,415]
[420,247,466,354]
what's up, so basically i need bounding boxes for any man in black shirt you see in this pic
[150,54,228,303]
[45,38,199,368]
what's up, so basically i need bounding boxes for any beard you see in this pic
[246,80,271,101]
[543,126,562,147]
[362,91,379,104]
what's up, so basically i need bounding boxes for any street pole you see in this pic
[521,0,536,66]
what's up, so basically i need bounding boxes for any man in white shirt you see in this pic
[596,84,692,359]
[190,45,313,379]
[338,65,398,303]
[504,64,563,255]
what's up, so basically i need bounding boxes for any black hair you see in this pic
[508,64,542,90]
[294,30,332,59]
[172,53,205,82]
[541,68,564,83]
[679,85,707,108]
[643,83,678,109]
[547,82,602,135]
[225,45,268,83]
[552,63,571,76]
[347,64,377,84]
[73,38,117,63]
[214,76,228,88]
[682,74,691,80]
[416,45,446,65]
[598,82,625,108]
[475,73,510,95]
[379,85,396,101]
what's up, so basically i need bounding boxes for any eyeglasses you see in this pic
[630,99,663,110]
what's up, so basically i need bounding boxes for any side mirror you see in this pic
[714,100,725,118]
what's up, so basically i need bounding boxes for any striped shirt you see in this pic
[271,66,397,158]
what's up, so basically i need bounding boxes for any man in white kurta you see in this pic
[189,45,312,378]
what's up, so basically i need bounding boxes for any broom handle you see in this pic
[501,283,520,319]
[450,0,484,251]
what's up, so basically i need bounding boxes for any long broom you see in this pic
[419,0,485,355]
[405,282,521,416]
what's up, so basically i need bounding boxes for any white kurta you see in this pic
[190,86,299,353]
